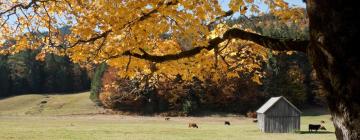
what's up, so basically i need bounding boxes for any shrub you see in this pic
[182,100,196,115]
[90,62,107,105]
[246,111,257,118]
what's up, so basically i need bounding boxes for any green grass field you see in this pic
[0,92,336,140]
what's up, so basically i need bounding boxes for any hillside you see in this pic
[0,92,103,116]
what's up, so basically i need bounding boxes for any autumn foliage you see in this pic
[97,66,266,114]
[246,111,257,118]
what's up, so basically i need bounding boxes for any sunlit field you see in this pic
[0,92,335,140]
[0,115,335,140]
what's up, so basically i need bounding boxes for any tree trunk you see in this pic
[306,0,360,140]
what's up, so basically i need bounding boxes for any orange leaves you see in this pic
[274,0,289,9]
[0,0,304,84]
[273,8,306,22]
[35,51,46,61]
[229,0,245,12]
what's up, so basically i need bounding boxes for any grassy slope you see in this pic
[0,92,336,140]
[0,92,102,116]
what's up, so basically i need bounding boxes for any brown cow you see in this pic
[165,117,170,121]
[320,126,327,130]
[188,123,198,128]
[224,121,231,125]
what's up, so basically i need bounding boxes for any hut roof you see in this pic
[256,96,301,114]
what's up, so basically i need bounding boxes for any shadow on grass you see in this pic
[296,131,334,134]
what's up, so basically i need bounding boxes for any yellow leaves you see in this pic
[245,0,254,3]
[226,72,239,78]
[0,0,279,84]
[275,8,306,22]
[208,23,229,39]
[252,74,262,85]
[6,36,33,54]
[107,56,154,78]
[274,0,289,9]
[262,0,305,23]
[240,6,248,15]
[35,51,46,61]
[229,0,245,12]
[16,37,29,51]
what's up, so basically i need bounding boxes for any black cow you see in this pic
[224,121,231,125]
[309,124,321,132]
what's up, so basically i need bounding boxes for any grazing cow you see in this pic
[165,117,170,121]
[188,123,198,128]
[224,121,231,125]
[320,126,327,130]
[320,120,325,123]
[252,119,258,123]
[308,124,321,132]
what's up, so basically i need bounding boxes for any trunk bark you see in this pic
[306,0,360,140]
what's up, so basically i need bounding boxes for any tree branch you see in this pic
[120,28,309,63]
[0,0,47,16]
[224,28,308,52]
[70,30,111,48]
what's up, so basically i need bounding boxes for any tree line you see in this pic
[0,50,90,97]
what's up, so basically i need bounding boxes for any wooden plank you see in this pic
[263,116,300,133]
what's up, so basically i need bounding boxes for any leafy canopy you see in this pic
[0,0,306,80]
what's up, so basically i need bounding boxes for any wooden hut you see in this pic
[256,96,301,133]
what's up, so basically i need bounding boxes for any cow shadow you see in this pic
[297,131,334,134]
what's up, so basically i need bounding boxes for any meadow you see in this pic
[0,92,336,140]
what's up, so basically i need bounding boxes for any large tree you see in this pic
[0,0,358,139]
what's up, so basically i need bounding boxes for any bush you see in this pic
[95,67,266,115]
[90,62,107,105]
[246,111,257,118]
[182,100,199,115]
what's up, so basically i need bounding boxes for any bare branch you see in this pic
[125,56,132,72]
[0,12,15,28]
[0,0,46,16]
[70,30,111,48]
